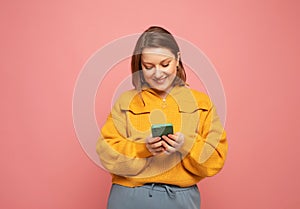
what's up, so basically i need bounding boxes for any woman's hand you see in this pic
[161,132,184,155]
[146,132,184,155]
[146,136,165,156]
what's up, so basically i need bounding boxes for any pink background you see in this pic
[1,0,299,209]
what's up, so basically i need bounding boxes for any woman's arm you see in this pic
[181,103,228,177]
[96,97,152,177]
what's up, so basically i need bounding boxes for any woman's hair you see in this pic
[131,26,186,90]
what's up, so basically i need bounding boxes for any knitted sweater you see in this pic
[96,85,228,187]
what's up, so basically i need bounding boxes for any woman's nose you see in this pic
[154,67,163,77]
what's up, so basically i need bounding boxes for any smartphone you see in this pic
[151,123,174,138]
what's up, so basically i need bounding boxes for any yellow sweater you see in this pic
[96,85,228,187]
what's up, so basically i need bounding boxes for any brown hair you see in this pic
[131,26,186,91]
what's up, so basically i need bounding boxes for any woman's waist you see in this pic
[111,169,203,188]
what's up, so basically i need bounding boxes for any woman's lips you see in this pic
[153,77,167,84]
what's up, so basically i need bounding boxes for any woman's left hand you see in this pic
[161,132,184,155]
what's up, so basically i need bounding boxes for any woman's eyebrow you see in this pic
[142,57,172,65]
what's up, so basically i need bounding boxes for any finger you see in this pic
[161,135,177,147]
[153,147,165,154]
[168,133,184,145]
[166,134,177,140]
[150,141,163,149]
[161,141,176,154]
[149,145,165,156]
[147,137,161,144]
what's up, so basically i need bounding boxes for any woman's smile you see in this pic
[153,76,167,84]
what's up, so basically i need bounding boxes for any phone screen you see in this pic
[151,124,173,137]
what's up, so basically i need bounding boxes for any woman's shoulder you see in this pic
[188,88,209,99]
[113,89,143,110]
[171,86,212,111]
[117,89,139,101]
[185,87,213,110]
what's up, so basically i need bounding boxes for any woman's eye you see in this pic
[145,66,153,70]
[162,63,169,68]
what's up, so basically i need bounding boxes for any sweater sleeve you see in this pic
[181,103,228,178]
[96,96,152,177]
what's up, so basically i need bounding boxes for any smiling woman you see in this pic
[131,26,186,92]
[96,26,228,209]
[141,47,179,98]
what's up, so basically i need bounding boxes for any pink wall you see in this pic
[1,0,299,209]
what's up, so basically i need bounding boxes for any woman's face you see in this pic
[141,47,179,97]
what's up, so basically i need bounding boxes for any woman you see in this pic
[96,26,228,209]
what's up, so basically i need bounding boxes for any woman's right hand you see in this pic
[146,136,165,156]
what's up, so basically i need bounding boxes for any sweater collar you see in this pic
[141,85,205,112]
[119,85,210,113]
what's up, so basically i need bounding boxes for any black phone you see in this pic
[151,124,174,138]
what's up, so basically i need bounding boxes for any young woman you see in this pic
[96,26,228,209]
